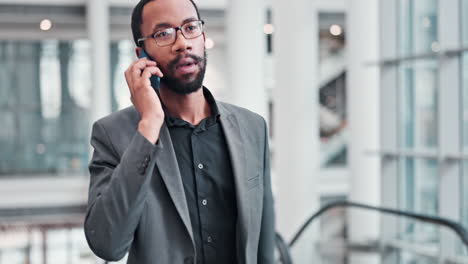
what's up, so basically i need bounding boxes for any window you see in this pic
[461,0,468,252]
[399,158,439,244]
[380,0,468,262]
[110,40,134,111]
[462,52,468,249]
[0,40,91,175]
[399,0,438,56]
[398,60,438,150]
[463,0,468,46]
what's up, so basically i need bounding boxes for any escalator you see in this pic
[274,201,468,264]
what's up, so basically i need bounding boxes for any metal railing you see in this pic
[274,200,468,264]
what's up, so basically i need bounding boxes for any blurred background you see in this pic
[0,0,467,263]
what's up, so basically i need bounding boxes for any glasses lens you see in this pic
[154,28,175,46]
[182,21,203,39]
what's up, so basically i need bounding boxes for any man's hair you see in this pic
[131,0,201,47]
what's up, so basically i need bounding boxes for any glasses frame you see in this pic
[137,20,205,47]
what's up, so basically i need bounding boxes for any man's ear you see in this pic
[135,47,142,58]
[202,32,206,42]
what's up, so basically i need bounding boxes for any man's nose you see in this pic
[171,30,192,53]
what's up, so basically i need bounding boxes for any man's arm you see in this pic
[84,120,161,261]
[257,118,276,264]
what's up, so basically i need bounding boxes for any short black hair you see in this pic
[131,0,201,47]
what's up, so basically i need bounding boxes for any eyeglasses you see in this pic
[137,20,205,47]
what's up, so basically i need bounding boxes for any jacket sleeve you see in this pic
[257,118,276,264]
[84,121,161,261]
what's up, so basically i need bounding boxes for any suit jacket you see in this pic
[84,101,275,264]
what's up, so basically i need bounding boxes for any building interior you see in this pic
[0,0,467,263]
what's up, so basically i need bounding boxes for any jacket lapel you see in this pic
[218,103,250,253]
[154,123,194,244]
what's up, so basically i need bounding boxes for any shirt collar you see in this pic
[162,86,220,128]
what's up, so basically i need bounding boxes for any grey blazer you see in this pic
[84,101,275,264]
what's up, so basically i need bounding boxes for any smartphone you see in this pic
[138,49,160,92]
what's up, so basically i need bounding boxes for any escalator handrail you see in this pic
[275,233,293,264]
[288,200,468,248]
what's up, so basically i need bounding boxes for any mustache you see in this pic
[167,54,204,70]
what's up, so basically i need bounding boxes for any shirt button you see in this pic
[207,236,213,243]
[198,163,204,169]
[202,199,207,206]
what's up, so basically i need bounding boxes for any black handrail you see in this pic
[274,200,468,264]
[275,233,293,264]
[289,201,468,247]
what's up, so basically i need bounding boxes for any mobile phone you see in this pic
[138,49,160,92]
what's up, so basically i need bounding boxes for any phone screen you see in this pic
[138,49,160,92]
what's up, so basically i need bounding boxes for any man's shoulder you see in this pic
[217,101,266,126]
[94,106,139,129]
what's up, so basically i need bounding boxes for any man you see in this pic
[84,0,275,263]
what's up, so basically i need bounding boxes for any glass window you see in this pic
[0,40,91,175]
[463,54,468,149]
[0,227,104,264]
[398,60,438,150]
[462,53,468,253]
[399,158,439,244]
[399,250,438,264]
[460,1,468,254]
[111,40,134,111]
[463,0,468,45]
[399,0,438,56]
[462,161,468,255]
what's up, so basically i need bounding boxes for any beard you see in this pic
[159,50,207,95]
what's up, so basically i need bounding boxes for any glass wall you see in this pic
[398,60,438,150]
[398,250,438,264]
[379,0,468,262]
[463,53,468,241]
[463,0,468,46]
[0,227,123,264]
[462,0,468,252]
[0,39,141,176]
[397,1,439,250]
[110,40,134,112]
[399,0,438,56]
[0,40,91,175]
[398,158,438,244]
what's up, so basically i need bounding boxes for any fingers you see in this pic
[141,66,163,79]
[125,58,163,94]
[130,58,157,80]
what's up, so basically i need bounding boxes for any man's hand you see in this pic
[124,58,165,144]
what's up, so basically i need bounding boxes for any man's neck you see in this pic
[159,86,211,126]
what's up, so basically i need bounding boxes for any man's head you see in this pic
[131,0,207,95]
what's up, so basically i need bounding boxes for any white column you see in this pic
[346,0,380,259]
[272,0,320,253]
[225,0,268,120]
[87,0,111,122]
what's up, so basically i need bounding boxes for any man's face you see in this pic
[139,0,206,94]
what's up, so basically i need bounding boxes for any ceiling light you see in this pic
[330,24,342,36]
[40,19,52,31]
[263,24,274,35]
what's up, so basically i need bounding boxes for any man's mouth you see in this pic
[175,58,199,75]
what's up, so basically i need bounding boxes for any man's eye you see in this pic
[155,31,170,38]
[185,25,196,31]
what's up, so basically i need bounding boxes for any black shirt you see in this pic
[163,88,237,264]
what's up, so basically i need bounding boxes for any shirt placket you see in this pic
[191,129,216,262]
